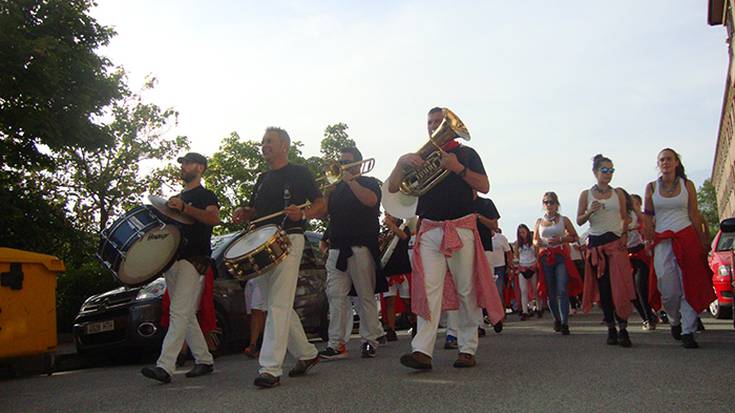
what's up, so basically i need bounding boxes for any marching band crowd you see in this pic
[137,107,716,389]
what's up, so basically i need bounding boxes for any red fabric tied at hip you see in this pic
[582,241,636,320]
[161,264,217,334]
[654,225,716,313]
[410,214,505,324]
[537,245,583,300]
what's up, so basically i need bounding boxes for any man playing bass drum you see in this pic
[233,127,326,389]
[387,107,504,370]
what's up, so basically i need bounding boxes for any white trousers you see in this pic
[518,272,539,314]
[156,260,213,374]
[256,235,318,377]
[412,227,481,357]
[326,246,384,348]
[654,240,699,334]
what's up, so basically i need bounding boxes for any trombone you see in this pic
[320,158,375,189]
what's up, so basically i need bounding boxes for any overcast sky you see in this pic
[92,0,729,239]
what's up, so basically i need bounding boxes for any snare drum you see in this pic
[97,206,182,286]
[223,225,291,281]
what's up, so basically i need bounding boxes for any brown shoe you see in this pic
[400,351,432,370]
[453,352,476,368]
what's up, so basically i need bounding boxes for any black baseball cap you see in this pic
[177,152,208,169]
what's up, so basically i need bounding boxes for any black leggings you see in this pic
[630,258,656,322]
[589,233,626,329]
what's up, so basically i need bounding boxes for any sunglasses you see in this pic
[599,167,615,174]
[543,200,557,205]
[338,159,351,165]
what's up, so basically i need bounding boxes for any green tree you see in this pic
[320,123,356,160]
[697,179,719,242]
[53,77,189,233]
[0,0,122,170]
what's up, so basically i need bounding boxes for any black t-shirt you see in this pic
[249,163,321,232]
[327,177,381,247]
[416,145,486,221]
[179,185,219,259]
[473,197,500,251]
[383,226,412,276]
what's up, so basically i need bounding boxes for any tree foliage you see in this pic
[320,123,355,160]
[697,179,719,241]
[52,77,189,233]
[0,0,122,170]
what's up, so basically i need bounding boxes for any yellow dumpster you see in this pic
[0,248,64,361]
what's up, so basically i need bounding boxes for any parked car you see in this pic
[73,231,329,356]
[708,222,735,319]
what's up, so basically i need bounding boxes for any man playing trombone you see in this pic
[232,127,326,389]
[319,147,387,360]
[387,107,504,370]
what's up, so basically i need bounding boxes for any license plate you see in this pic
[86,320,115,335]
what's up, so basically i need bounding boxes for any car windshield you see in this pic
[716,231,735,252]
[212,232,239,256]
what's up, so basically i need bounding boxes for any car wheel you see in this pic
[709,299,733,319]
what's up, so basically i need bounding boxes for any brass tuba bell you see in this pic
[399,108,470,197]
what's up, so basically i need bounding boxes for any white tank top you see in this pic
[627,211,643,248]
[652,179,691,233]
[587,188,623,237]
[518,244,536,266]
[539,217,565,241]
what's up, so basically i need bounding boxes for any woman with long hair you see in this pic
[620,189,657,330]
[643,148,715,348]
[577,154,636,347]
[514,224,540,321]
[533,192,582,335]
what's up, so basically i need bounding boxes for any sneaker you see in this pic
[377,335,388,345]
[141,366,171,384]
[560,324,570,336]
[253,372,280,388]
[681,333,699,349]
[288,356,319,377]
[361,342,376,358]
[318,345,348,361]
[478,327,487,337]
[553,320,561,332]
[606,327,618,345]
[453,352,476,368]
[659,311,669,324]
[385,329,398,342]
[696,318,705,332]
[444,335,458,350]
[671,324,682,341]
[642,321,652,331]
[185,363,213,378]
[400,351,432,370]
[618,329,632,347]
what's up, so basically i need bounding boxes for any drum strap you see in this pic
[185,255,211,275]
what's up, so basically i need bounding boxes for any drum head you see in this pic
[225,226,279,259]
[118,225,181,286]
[148,195,195,225]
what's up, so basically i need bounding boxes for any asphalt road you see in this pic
[1,311,733,413]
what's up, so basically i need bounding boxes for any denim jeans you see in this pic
[494,265,507,306]
[541,253,569,324]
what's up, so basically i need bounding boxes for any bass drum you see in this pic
[97,206,182,286]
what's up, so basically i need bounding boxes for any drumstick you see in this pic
[248,201,311,225]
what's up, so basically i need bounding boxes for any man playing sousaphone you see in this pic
[232,127,326,388]
[387,107,504,370]
[318,147,387,361]
[141,152,220,383]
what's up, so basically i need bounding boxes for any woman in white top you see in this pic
[577,154,636,348]
[533,192,581,335]
[643,148,715,349]
[513,224,539,320]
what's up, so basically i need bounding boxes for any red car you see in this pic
[708,222,735,319]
